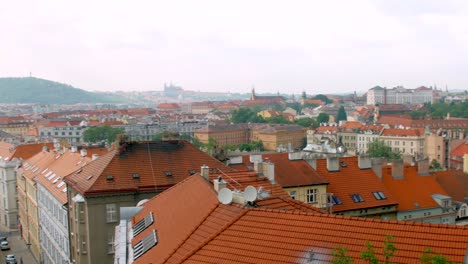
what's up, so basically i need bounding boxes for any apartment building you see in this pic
[64,140,233,264]
[0,116,30,135]
[367,86,434,105]
[193,124,250,147]
[356,125,384,154]
[380,128,425,158]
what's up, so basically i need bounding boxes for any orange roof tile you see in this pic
[131,173,468,264]
[316,157,398,212]
[381,165,449,211]
[64,140,234,195]
[0,142,14,159]
[432,170,468,203]
[450,143,468,157]
[10,142,54,160]
[229,154,328,188]
[381,128,424,137]
[315,126,338,134]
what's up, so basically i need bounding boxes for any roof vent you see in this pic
[86,175,93,181]
[340,161,347,167]
[188,170,196,175]
[106,175,114,181]
[76,168,82,174]
[132,173,140,179]
[164,171,172,177]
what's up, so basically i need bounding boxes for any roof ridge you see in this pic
[175,206,249,264]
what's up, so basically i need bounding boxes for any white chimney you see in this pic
[213,177,227,192]
[288,152,302,160]
[42,146,49,152]
[201,165,209,181]
[80,149,87,157]
[249,154,262,163]
[358,155,371,169]
[326,156,340,172]
[228,156,243,165]
[262,161,275,183]
[92,154,99,161]
[254,162,263,175]
[71,146,78,153]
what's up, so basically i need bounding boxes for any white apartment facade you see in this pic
[380,128,425,158]
[367,86,434,105]
[356,126,383,154]
[0,158,20,229]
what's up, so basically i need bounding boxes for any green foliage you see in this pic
[313,94,333,104]
[152,131,180,141]
[332,246,353,264]
[367,140,401,160]
[337,106,347,122]
[383,235,397,264]
[286,102,302,113]
[230,108,266,123]
[429,101,468,119]
[302,91,307,99]
[317,112,330,124]
[83,125,125,144]
[295,118,317,127]
[420,247,456,264]
[361,241,379,264]
[267,115,292,124]
[0,77,125,104]
[429,159,442,170]
[409,110,427,120]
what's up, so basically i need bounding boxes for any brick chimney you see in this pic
[201,165,209,181]
[417,158,429,176]
[391,160,404,179]
[326,156,340,172]
[358,155,371,169]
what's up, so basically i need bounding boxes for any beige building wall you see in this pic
[464,154,468,173]
[284,184,328,208]
[425,134,446,168]
[194,129,250,147]
[253,129,306,151]
[380,135,425,157]
[17,174,40,261]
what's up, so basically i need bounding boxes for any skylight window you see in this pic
[62,187,67,193]
[133,212,154,237]
[373,191,387,200]
[52,177,61,184]
[132,173,140,179]
[328,195,342,205]
[340,161,347,168]
[57,182,65,188]
[164,171,172,177]
[351,194,364,203]
[48,173,56,181]
[41,168,49,175]
[133,230,158,260]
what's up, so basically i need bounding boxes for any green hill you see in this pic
[0,77,127,104]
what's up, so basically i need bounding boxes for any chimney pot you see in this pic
[201,165,209,181]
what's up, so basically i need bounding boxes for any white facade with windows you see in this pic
[37,184,70,264]
[367,86,434,105]
[0,159,20,229]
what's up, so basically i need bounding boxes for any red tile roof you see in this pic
[157,103,181,110]
[381,165,449,211]
[10,142,55,160]
[229,154,328,188]
[377,115,413,127]
[315,157,398,212]
[64,140,234,195]
[132,174,468,264]
[315,125,338,134]
[340,121,362,129]
[432,170,468,202]
[381,128,424,137]
[0,142,13,159]
[450,143,468,157]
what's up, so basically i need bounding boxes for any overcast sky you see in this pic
[1,0,468,94]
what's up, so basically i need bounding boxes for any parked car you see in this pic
[5,254,16,264]
[0,241,9,250]
[0,237,7,242]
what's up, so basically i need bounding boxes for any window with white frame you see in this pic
[289,191,297,200]
[106,204,117,223]
[307,189,317,203]
[108,230,115,254]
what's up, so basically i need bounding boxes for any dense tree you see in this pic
[267,115,292,124]
[83,125,125,144]
[313,94,333,105]
[336,106,347,122]
[317,112,330,124]
[295,118,317,128]
[429,159,442,170]
[302,91,307,99]
[367,140,401,160]
[230,108,266,123]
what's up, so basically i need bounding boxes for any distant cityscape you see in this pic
[0,79,468,263]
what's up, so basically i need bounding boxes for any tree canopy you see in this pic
[367,140,401,160]
[83,125,125,144]
[230,108,266,123]
[313,94,333,105]
[317,112,330,124]
[336,106,347,122]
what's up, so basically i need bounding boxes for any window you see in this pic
[350,194,364,203]
[328,195,342,205]
[307,189,317,203]
[133,230,158,260]
[106,204,117,223]
[133,212,154,237]
[108,230,115,254]
[442,200,450,208]
[372,191,386,200]
[289,191,297,200]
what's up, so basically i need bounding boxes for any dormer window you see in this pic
[442,199,450,208]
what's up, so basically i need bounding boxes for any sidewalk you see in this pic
[0,226,38,264]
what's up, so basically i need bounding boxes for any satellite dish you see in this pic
[243,186,258,202]
[218,188,233,205]
[136,199,149,207]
